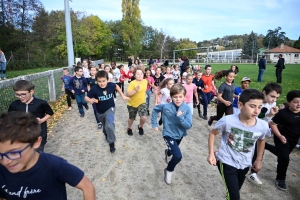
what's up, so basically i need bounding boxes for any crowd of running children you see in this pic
[0,57,299,199]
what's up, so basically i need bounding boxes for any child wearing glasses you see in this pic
[8,80,53,152]
[0,111,95,199]
[69,66,89,118]
[246,82,282,185]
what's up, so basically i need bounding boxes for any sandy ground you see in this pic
[46,82,300,200]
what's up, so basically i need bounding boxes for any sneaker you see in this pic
[159,117,162,126]
[80,113,85,118]
[276,179,287,191]
[138,125,144,135]
[109,142,116,153]
[84,104,89,110]
[208,116,213,126]
[98,123,102,129]
[202,115,208,120]
[247,173,262,185]
[127,128,133,136]
[296,144,300,149]
[198,110,203,118]
[164,149,169,164]
[147,110,150,116]
[114,98,116,102]
[164,168,172,185]
[68,107,72,111]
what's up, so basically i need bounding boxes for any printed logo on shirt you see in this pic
[258,107,268,119]
[103,90,107,96]
[2,185,41,198]
[227,127,258,153]
[170,140,174,145]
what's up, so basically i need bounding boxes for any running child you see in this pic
[149,64,155,76]
[267,90,300,191]
[232,77,251,114]
[183,74,199,114]
[8,80,54,152]
[127,65,134,83]
[207,89,270,200]
[82,59,91,79]
[208,69,236,126]
[118,64,126,93]
[111,61,121,98]
[87,66,102,129]
[181,66,191,84]
[61,68,74,111]
[247,82,282,185]
[201,65,214,120]
[193,70,204,118]
[172,64,181,84]
[85,70,129,153]
[153,67,165,105]
[151,84,192,185]
[0,111,95,199]
[126,67,148,136]
[69,66,89,118]
[230,65,239,83]
[104,65,113,82]
[164,66,174,79]
[145,68,155,116]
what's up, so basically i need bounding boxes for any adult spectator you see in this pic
[128,56,133,67]
[180,56,189,76]
[0,48,7,80]
[275,54,285,83]
[163,56,169,66]
[148,57,154,66]
[257,55,266,82]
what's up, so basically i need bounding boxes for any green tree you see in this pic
[263,27,287,49]
[175,38,197,58]
[121,0,143,56]
[293,36,300,50]
[241,31,259,59]
[106,20,125,61]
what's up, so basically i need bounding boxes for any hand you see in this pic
[36,118,43,124]
[196,101,199,105]
[154,127,158,132]
[61,88,64,92]
[280,104,285,109]
[207,153,217,165]
[135,85,140,92]
[71,90,75,94]
[81,90,85,93]
[198,86,202,90]
[122,96,130,101]
[89,98,96,104]
[279,135,287,144]
[177,110,183,116]
[204,85,208,89]
[224,101,231,106]
[252,160,263,172]
[270,106,279,115]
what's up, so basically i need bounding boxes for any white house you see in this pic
[264,44,300,64]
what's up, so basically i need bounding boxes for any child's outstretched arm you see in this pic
[207,129,219,166]
[61,82,65,92]
[269,121,287,144]
[193,89,199,105]
[116,84,130,101]
[252,139,265,172]
[151,104,163,131]
[75,175,95,200]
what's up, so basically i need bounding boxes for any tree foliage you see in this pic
[241,31,259,59]
[262,27,287,49]
[175,39,197,58]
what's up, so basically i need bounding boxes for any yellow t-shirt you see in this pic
[127,79,147,107]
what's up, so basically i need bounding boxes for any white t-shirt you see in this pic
[182,72,187,84]
[259,102,276,123]
[151,69,155,76]
[172,70,180,80]
[113,68,120,83]
[108,73,113,81]
[160,88,171,104]
[83,67,90,78]
[214,114,270,169]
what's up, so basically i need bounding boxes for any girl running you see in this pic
[164,66,174,79]
[183,74,199,114]
[172,64,181,84]
[145,68,155,115]
[104,65,113,82]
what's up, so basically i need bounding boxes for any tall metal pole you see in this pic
[64,0,74,66]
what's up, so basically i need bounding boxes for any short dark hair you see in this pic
[262,55,266,58]
[13,80,35,92]
[286,90,300,102]
[0,111,41,145]
[239,89,264,105]
[170,84,186,97]
[262,82,282,95]
[96,70,108,80]
[74,66,83,72]
[63,67,69,71]
[205,65,212,70]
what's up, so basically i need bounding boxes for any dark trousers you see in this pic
[211,103,233,122]
[164,136,183,172]
[201,92,211,116]
[217,161,249,200]
[265,136,299,180]
[92,103,100,124]
[276,68,282,83]
[117,82,124,93]
[65,89,73,107]
[96,107,116,144]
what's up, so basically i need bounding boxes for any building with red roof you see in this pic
[264,44,300,64]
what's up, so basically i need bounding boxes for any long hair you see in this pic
[214,69,234,80]
[159,78,173,90]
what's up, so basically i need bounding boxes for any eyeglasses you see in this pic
[14,93,29,98]
[0,143,32,160]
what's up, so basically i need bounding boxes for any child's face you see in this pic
[186,68,190,72]
[238,99,263,119]
[63,70,69,76]
[83,60,88,67]
[120,66,124,70]
[288,97,300,112]
[263,90,280,104]
[111,62,116,69]
[14,90,34,104]
[174,66,178,70]
[75,69,83,76]
[167,80,174,89]
[166,68,171,74]
[197,73,202,79]
[171,92,185,107]
[90,68,97,76]
[145,71,151,77]
[135,70,144,81]
[205,67,212,75]
[149,66,153,70]
[97,77,108,88]
[186,76,193,84]
[231,66,236,71]
[241,81,250,89]
[100,64,105,69]
[0,139,41,173]
[156,68,161,75]
[225,72,235,83]
[104,67,110,73]
[130,66,135,71]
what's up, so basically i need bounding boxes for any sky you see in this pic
[41,0,300,42]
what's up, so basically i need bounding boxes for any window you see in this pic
[295,54,299,58]
[274,54,278,58]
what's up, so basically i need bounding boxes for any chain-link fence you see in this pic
[0,66,74,112]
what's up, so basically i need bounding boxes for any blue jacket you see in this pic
[258,58,266,69]
[69,76,88,95]
[151,102,192,139]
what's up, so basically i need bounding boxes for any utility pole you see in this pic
[64,0,74,66]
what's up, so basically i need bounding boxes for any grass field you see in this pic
[5,67,61,79]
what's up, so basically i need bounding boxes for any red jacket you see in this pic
[127,70,133,80]
[120,69,127,82]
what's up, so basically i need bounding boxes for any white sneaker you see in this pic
[68,107,72,111]
[247,173,262,185]
[296,144,300,149]
[164,168,172,185]
[114,98,116,102]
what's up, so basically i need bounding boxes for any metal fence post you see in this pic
[48,70,56,102]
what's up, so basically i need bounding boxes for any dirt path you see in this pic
[46,82,300,200]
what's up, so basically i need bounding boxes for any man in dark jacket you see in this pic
[257,55,266,82]
[275,54,285,83]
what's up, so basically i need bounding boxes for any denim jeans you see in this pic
[75,93,87,114]
[0,62,6,78]
[146,90,151,110]
[201,92,211,116]
[164,136,183,172]
[257,69,265,82]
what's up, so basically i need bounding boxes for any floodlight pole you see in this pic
[64,0,74,66]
